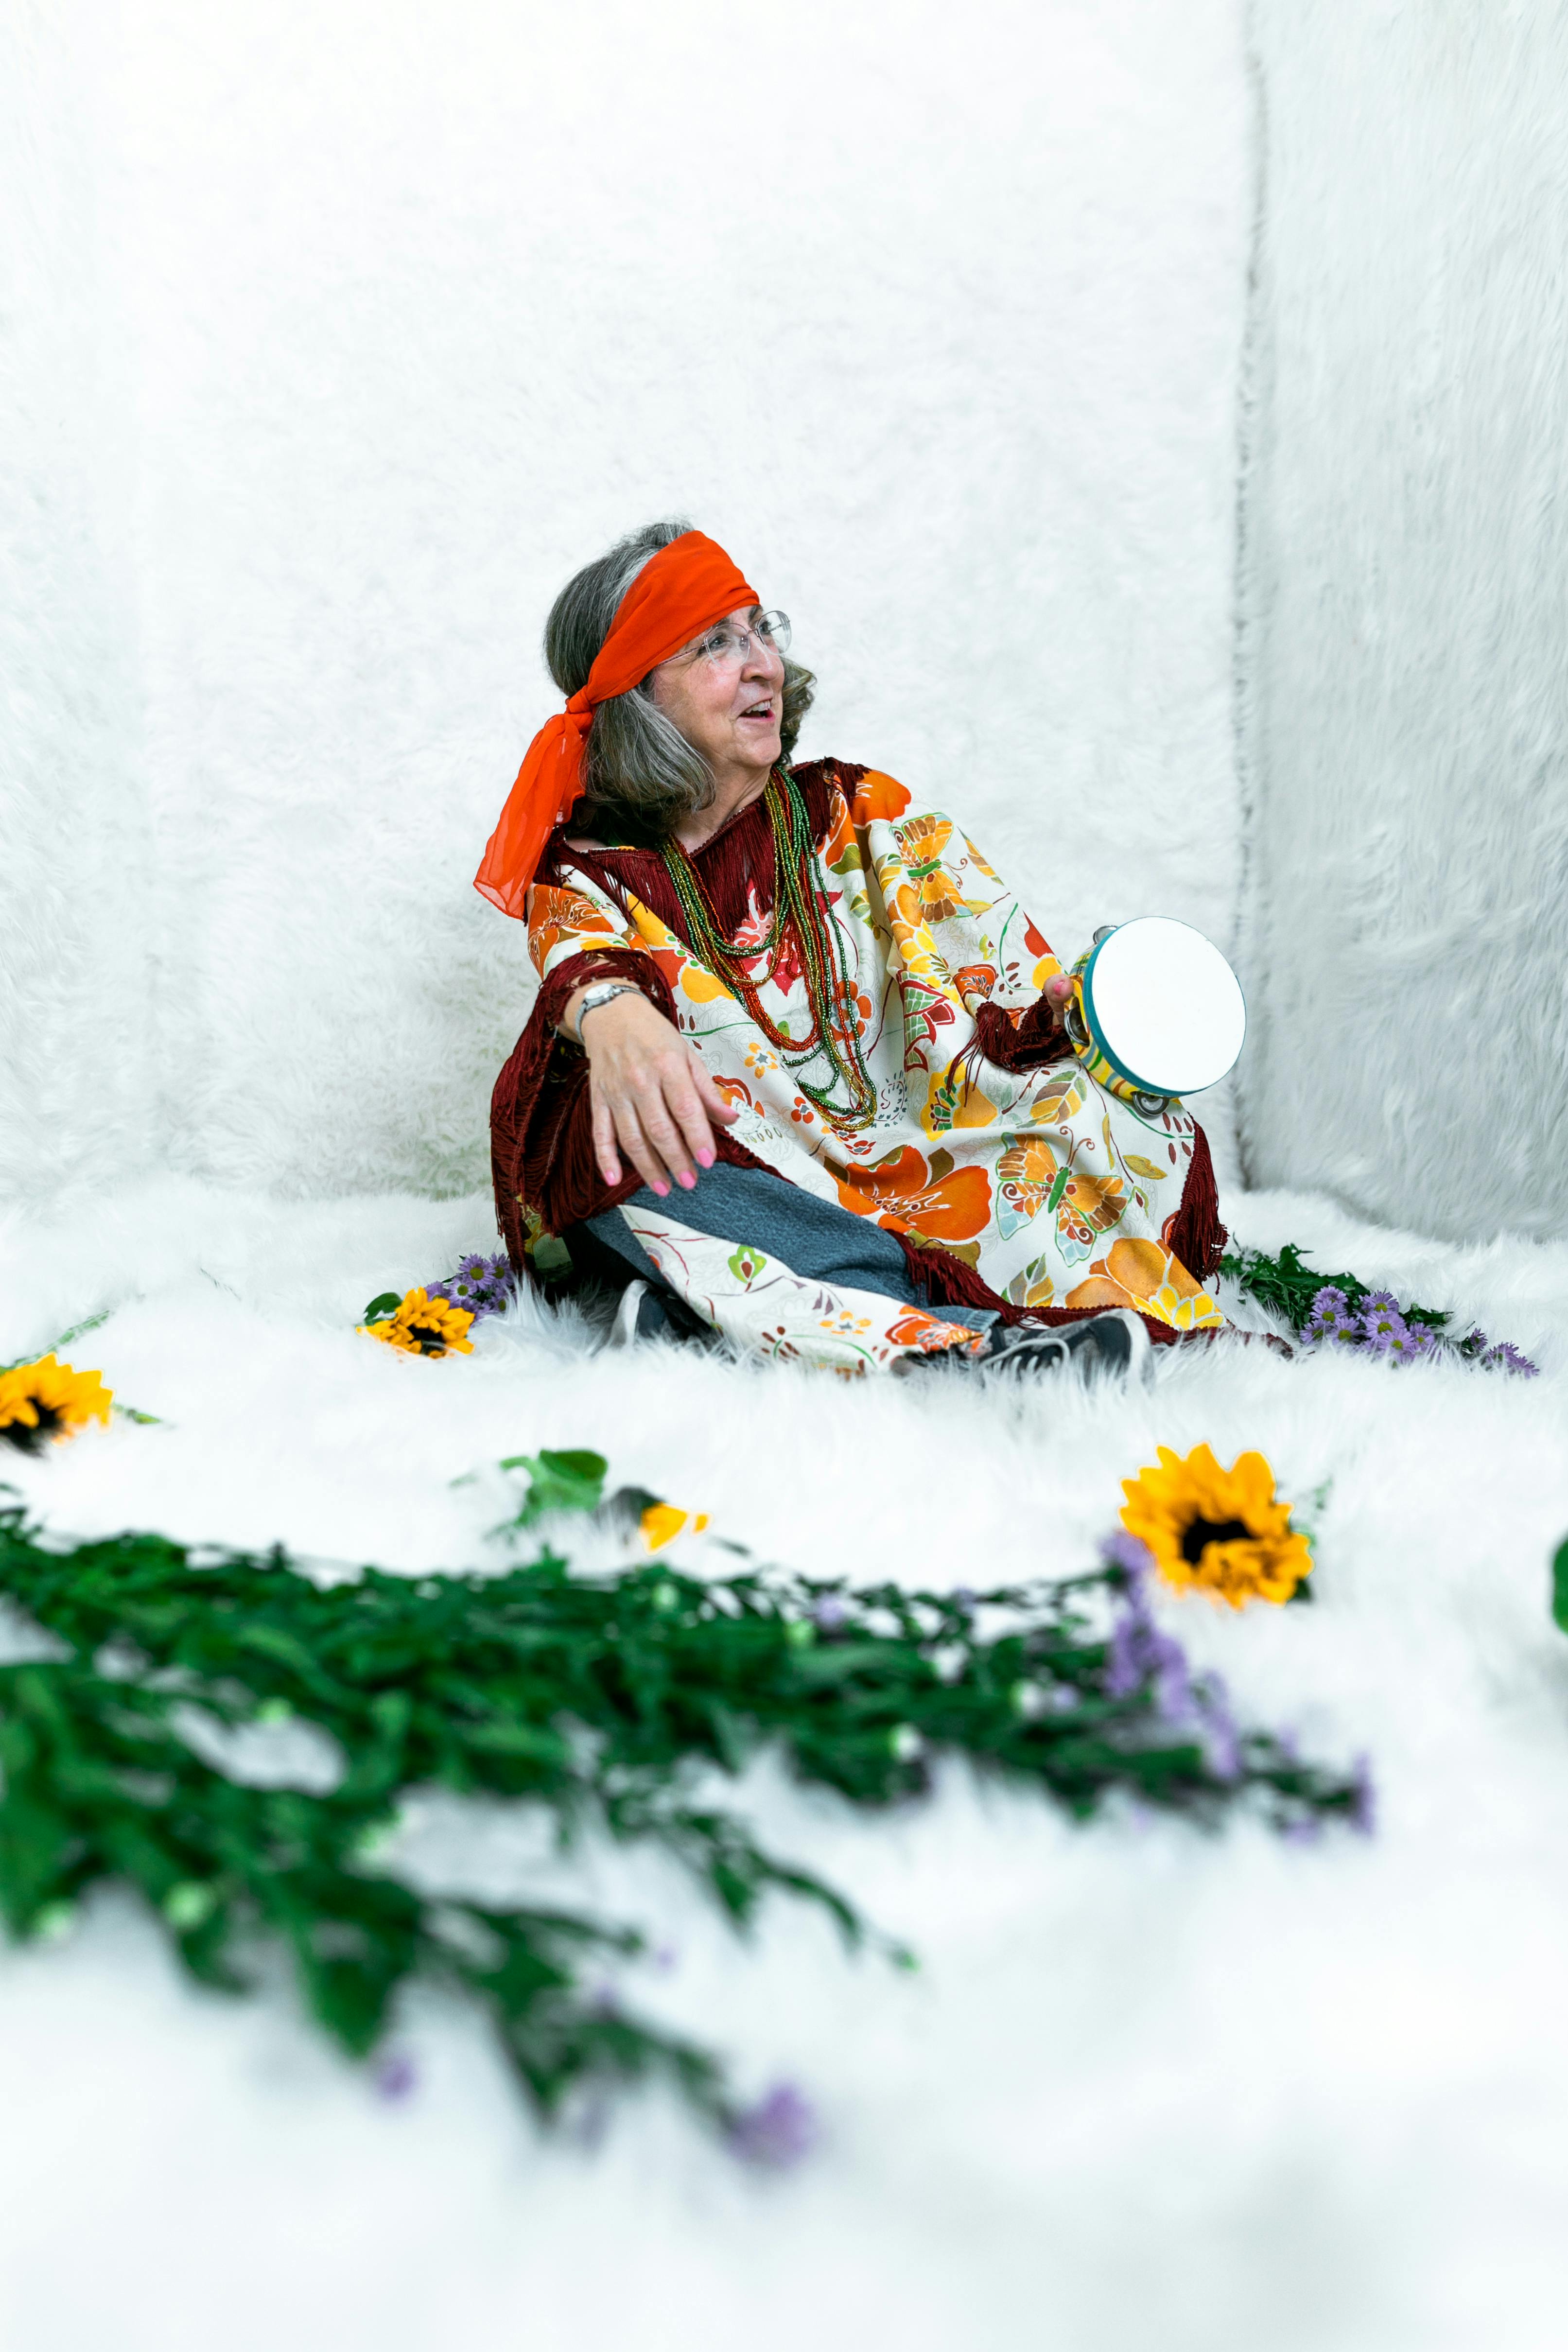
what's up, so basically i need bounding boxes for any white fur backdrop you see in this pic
[1237,0,1568,1241]
[1,0,1249,1206]
[7,1,1568,2346]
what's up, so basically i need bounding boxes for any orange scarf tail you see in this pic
[474,701,592,920]
[475,531,758,918]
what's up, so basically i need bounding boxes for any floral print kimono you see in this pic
[490,760,1226,1374]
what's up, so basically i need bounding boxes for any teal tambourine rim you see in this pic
[1079,925,1246,1099]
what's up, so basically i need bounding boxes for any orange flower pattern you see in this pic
[1064,1237,1223,1332]
[524,768,1223,1363]
[835,1143,993,1242]
[527,884,625,970]
[892,814,968,923]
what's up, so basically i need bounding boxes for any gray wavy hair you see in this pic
[544,518,816,843]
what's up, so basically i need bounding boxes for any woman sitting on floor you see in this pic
[479,522,1227,1377]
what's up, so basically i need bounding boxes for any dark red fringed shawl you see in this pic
[489,757,1226,1343]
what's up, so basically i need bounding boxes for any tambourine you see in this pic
[1063,917,1246,1113]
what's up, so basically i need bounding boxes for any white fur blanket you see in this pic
[0,1178,1565,2350]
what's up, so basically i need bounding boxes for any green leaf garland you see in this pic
[0,1469,1369,2146]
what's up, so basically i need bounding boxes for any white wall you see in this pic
[3,0,1251,1203]
[1238,0,1568,1242]
[0,0,154,1206]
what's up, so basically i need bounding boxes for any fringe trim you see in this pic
[539,762,845,939]
[1162,1122,1227,1283]
[973,996,1074,1073]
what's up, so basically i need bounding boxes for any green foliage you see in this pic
[1220,1241,1452,1336]
[0,1472,1368,2141]
[1,1314,161,1423]
[0,1312,117,1373]
[494,1448,609,1529]
[362,1293,404,1324]
[1552,1534,1568,1636]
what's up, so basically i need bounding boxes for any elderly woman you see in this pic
[478,522,1226,1376]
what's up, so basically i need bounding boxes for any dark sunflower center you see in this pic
[1,1404,64,1456]
[1181,1516,1254,1565]
[406,1323,450,1355]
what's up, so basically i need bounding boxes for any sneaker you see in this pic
[980,1308,1151,1386]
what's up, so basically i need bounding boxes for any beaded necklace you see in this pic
[659,768,878,1125]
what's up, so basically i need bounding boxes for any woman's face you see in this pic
[648,606,785,784]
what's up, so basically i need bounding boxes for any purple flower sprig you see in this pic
[1475,1336,1541,1379]
[1098,1533,1371,1833]
[1305,1285,1359,1343]
[728,2081,819,2168]
[1102,1536,1192,1725]
[425,1252,518,1325]
[1303,1284,1537,1376]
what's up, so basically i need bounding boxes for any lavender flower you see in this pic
[1485,1341,1541,1379]
[373,2051,418,2102]
[1104,1582,1192,1722]
[1194,1674,1242,1783]
[729,2081,819,2168]
[460,1253,516,1315]
[811,1594,848,1632]
[1306,1286,1356,1342]
[1346,1753,1376,1836]
[1100,1530,1155,1583]
[1359,1293,1407,1350]
[424,1253,518,1325]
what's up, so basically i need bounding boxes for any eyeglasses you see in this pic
[681,610,792,670]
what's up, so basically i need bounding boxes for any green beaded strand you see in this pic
[660,770,877,1126]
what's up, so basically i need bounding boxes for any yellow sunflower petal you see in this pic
[1118,1442,1305,1607]
[0,1355,114,1442]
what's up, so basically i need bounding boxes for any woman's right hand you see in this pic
[561,986,739,1197]
[1041,974,1074,1023]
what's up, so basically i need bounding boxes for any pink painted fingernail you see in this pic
[698,1150,715,1168]
[652,1181,669,1197]
[679,1171,697,1190]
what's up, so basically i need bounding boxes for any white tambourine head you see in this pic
[1087,917,1246,1096]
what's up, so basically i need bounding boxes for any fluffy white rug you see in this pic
[1,1179,1567,2350]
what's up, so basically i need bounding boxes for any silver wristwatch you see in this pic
[569,980,641,1047]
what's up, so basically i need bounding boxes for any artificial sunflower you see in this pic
[1119,1443,1311,1608]
[0,1356,114,1453]
[639,1502,712,1552]
[361,1288,474,1359]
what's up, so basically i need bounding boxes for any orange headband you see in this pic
[474,529,759,917]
